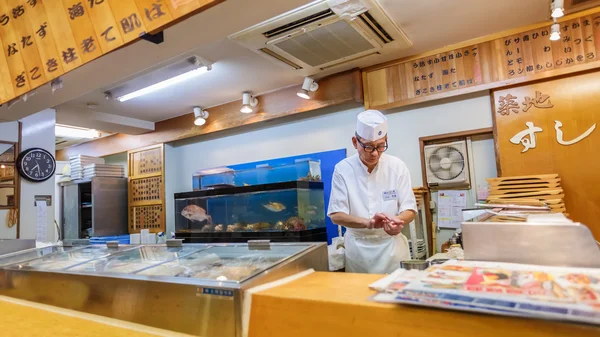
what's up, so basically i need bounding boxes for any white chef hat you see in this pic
[356,110,388,141]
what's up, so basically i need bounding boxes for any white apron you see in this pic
[344,228,410,274]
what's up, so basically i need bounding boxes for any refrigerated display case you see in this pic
[0,242,327,337]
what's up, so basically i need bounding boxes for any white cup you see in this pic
[146,233,157,244]
[130,234,141,245]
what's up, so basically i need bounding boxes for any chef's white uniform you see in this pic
[328,153,417,274]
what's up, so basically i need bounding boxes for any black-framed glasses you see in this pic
[355,134,388,153]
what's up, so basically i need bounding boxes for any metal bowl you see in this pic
[400,260,430,270]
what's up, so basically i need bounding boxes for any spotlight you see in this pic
[241,92,258,113]
[297,77,319,99]
[551,0,564,18]
[550,21,561,41]
[193,107,209,126]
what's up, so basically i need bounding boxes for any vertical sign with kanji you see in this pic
[492,71,600,239]
[61,0,103,63]
[83,0,125,53]
[6,0,47,89]
[135,0,172,33]
[44,0,82,72]
[0,1,31,95]
[25,0,65,80]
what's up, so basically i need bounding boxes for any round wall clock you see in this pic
[17,148,56,182]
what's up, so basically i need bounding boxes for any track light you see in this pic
[241,92,258,113]
[297,77,319,99]
[551,0,564,18]
[550,21,561,41]
[193,107,209,126]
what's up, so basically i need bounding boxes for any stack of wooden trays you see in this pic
[412,187,428,209]
[486,174,566,214]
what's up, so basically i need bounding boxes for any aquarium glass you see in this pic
[175,185,325,234]
[194,160,321,190]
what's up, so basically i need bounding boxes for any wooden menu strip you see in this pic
[363,7,600,111]
[365,59,600,111]
[0,0,224,105]
[364,7,600,73]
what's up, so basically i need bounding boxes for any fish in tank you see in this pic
[174,183,326,234]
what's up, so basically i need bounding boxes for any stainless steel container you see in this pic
[400,259,430,270]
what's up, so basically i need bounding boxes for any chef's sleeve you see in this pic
[397,165,418,214]
[327,169,350,216]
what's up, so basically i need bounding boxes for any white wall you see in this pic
[20,109,56,241]
[0,121,19,238]
[103,152,128,177]
[166,91,496,235]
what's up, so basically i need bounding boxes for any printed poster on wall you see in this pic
[438,190,467,229]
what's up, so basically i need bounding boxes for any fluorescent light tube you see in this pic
[117,66,209,102]
[55,125,100,139]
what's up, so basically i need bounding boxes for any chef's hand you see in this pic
[383,218,404,236]
[369,213,390,229]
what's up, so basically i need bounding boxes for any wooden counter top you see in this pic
[0,295,192,337]
[248,272,600,337]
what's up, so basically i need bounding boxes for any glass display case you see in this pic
[193,159,322,190]
[175,181,327,243]
[0,242,327,337]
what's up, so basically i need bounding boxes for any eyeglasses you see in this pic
[355,135,388,153]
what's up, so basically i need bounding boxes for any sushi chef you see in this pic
[328,109,417,274]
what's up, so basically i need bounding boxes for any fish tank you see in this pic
[193,159,321,191]
[174,181,327,243]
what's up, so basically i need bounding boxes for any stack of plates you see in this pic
[408,239,426,258]
[486,174,566,214]
[69,155,105,180]
[82,164,124,178]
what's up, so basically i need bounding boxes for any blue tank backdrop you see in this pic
[191,149,347,244]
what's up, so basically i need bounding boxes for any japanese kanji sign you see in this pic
[492,71,600,240]
[363,11,600,110]
[0,0,223,104]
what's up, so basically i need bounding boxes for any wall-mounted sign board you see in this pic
[492,70,600,240]
[363,8,600,111]
[0,0,223,105]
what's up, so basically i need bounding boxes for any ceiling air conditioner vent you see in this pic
[229,0,411,76]
[262,9,335,38]
[358,11,393,44]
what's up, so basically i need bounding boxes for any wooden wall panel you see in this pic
[492,70,600,239]
[0,0,223,104]
[128,144,165,234]
[363,7,600,111]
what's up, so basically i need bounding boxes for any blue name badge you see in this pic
[382,189,398,201]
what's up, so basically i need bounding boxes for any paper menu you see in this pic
[36,200,47,242]
[437,190,468,229]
